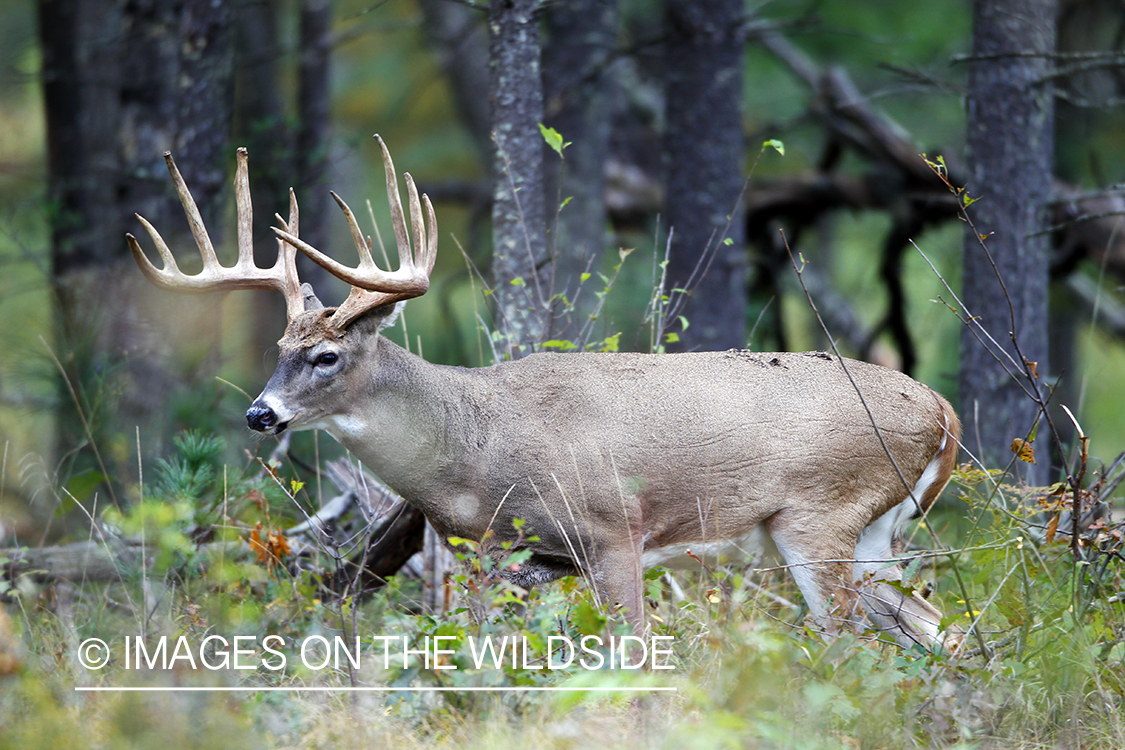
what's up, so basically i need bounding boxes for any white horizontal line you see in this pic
[74,686,677,693]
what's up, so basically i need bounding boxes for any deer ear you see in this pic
[301,283,324,311]
[377,301,407,331]
[347,300,406,334]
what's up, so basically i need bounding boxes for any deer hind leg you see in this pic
[766,513,867,636]
[852,498,944,649]
[769,506,945,647]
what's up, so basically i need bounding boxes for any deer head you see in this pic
[128,135,437,437]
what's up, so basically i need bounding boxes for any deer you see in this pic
[128,136,961,649]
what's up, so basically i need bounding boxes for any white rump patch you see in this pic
[853,449,945,582]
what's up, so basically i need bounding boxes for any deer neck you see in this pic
[320,336,478,500]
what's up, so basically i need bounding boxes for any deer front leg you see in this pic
[591,537,648,635]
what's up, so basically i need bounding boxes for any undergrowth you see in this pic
[1,435,1123,749]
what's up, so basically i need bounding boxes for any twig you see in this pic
[782,232,988,658]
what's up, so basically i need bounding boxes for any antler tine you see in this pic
[408,174,440,277]
[128,149,308,320]
[127,215,182,287]
[334,190,376,269]
[234,148,254,268]
[127,152,219,291]
[273,193,404,290]
[268,188,306,320]
[167,152,221,269]
[379,135,413,271]
[271,135,437,330]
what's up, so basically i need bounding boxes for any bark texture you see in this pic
[295,0,333,276]
[543,0,617,308]
[663,0,746,351]
[40,0,233,481]
[962,0,1055,482]
[489,0,550,355]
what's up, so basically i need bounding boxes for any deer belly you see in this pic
[641,526,778,569]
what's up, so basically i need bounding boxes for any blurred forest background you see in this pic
[1,0,1125,544]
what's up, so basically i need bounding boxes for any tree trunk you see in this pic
[962,0,1055,482]
[295,0,333,286]
[489,0,550,356]
[233,0,295,359]
[40,0,234,489]
[543,0,617,319]
[663,0,746,352]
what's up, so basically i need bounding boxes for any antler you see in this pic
[128,148,305,320]
[272,134,438,330]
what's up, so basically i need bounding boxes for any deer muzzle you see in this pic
[246,402,288,434]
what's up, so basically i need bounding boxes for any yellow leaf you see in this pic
[1045,513,1059,544]
[1011,438,1036,464]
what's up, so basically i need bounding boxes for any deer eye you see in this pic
[315,352,338,367]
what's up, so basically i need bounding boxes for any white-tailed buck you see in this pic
[130,137,960,648]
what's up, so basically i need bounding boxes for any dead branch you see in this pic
[1,458,428,597]
[2,538,244,588]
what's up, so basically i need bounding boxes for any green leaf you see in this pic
[509,276,525,286]
[902,555,924,586]
[541,339,579,351]
[559,196,573,210]
[63,469,108,508]
[664,332,680,344]
[722,237,733,246]
[290,478,305,495]
[580,272,591,282]
[447,536,478,551]
[539,123,566,156]
[763,139,785,156]
[572,599,607,635]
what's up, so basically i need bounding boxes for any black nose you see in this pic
[246,404,277,432]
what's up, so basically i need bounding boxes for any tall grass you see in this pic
[2,435,1123,749]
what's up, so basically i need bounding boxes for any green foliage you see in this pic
[7,166,1123,749]
[538,123,570,157]
[762,138,785,156]
[6,445,1124,749]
